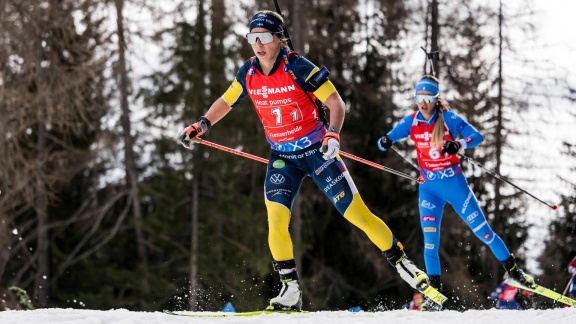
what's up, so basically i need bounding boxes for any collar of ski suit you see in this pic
[414,109,440,125]
[251,49,289,75]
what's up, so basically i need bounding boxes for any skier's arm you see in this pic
[322,91,345,132]
[378,115,413,151]
[178,98,232,148]
[444,111,483,150]
[179,61,250,147]
[204,98,233,126]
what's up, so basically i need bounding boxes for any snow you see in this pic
[0,308,574,324]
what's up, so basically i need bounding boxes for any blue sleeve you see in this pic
[444,111,484,149]
[387,114,414,143]
[289,54,319,92]
[377,114,413,151]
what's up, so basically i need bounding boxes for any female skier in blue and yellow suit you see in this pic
[179,10,430,311]
[377,75,536,310]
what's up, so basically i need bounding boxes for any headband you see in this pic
[249,12,284,34]
[415,78,440,96]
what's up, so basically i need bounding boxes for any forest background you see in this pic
[1,0,575,313]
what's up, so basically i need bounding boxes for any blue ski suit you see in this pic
[382,109,511,276]
[489,281,529,310]
[568,256,576,299]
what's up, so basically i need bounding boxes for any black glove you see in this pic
[179,116,211,149]
[377,135,392,151]
[441,141,462,155]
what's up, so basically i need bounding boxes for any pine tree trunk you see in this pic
[33,31,49,307]
[35,121,49,307]
[190,180,200,310]
[114,0,150,299]
[492,0,505,285]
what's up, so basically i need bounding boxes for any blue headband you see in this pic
[249,12,284,34]
[415,78,440,95]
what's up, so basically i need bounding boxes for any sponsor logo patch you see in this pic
[421,200,436,210]
[461,192,472,214]
[269,173,285,184]
[466,211,479,222]
[332,190,346,204]
[323,174,345,192]
[424,227,437,232]
[249,85,296,99]
[272,159,286,169]
[422,216,437,222]
[315,159,334,175]
[414,132,433,141]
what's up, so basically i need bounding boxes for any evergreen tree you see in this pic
[0,0,109,308]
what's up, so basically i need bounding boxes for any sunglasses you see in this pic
[415,94,438,103]
[246,32,280,45]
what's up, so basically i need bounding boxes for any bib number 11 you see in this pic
[271,107,298,125]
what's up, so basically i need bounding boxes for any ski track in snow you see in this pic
[0,308,575,324]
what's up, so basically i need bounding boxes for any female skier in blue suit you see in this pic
[377,75,536,310]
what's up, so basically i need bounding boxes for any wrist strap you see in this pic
[324,131,340,142]
[327,126,340,134]
[457,138,467,150]
[198,116,212,133]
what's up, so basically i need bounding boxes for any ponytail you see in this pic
[430,97,451,149]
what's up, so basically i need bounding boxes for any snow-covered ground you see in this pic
[0,308,574,324]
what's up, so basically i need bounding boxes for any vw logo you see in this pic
[270,174,285,184]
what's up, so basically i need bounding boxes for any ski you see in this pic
[505,278,576,308]
[417,281,448,309]
[163,309,308,317]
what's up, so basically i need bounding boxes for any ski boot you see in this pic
[267,259,303,311]
[501,254,536,289]
[383,239,429,289]
[420,275,442,311]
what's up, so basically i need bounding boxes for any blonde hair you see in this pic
[419,75,452,149]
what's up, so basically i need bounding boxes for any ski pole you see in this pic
[562,273,575,296]
[189,139,422,183]
[337,151,422,183]
[192,138,269,164]
[458,154,558,210]
[421,46,440,77]
[391,145,420,171]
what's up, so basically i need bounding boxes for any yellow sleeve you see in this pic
[312,80,337,103]
[221,78,244,107]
